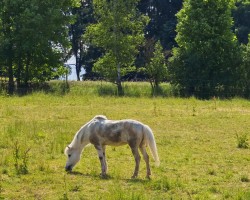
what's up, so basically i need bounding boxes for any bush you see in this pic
[236,133,249,149]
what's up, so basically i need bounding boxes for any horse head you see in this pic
[64,146,81,172]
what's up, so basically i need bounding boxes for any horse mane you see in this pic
[67,115,108,151]
[92,115,107,121]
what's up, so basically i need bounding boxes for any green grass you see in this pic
[0,81,250,199]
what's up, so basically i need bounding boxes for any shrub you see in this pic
[13,141,31,175]
[236,133,249,149]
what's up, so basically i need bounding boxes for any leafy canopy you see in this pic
[168,0,242,98]
[84,0,149,83]
[145,40,167,89]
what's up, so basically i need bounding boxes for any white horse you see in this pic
[64,115,160,178]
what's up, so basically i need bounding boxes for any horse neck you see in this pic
[71,126,90,150]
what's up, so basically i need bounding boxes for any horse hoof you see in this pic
[100,173,108,179]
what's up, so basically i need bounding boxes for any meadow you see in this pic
[0,81,250,200]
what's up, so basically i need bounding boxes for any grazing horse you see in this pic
[64,115,160,178]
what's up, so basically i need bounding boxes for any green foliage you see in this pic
[168,0,243,98]
[84,0,149,95]
[233,0,250,44]
[144,40,167,94]
[13,141,31,175]
[68,0,95,81]
[0,0,78,93]
[236,133,249,149]
[240,34,250,98]
[55,65,72,82]
[137,0,183,50]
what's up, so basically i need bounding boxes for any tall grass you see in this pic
[48,81,175,97]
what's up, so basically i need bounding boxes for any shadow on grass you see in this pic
[124,178,151,184]
[67,171,114,180]
[68,171,152,182]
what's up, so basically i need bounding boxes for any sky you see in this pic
[65,56,85,81]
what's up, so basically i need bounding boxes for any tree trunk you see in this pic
[117,81,123,96]
[24,54,31,91]
[6,43,14,95]
[116,63,123,96]
[75,53,81,81]
[7,56,14,95]
[16,52,22,90]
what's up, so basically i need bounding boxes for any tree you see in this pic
[241,34,250,97]
[85,0,149,95]
[134,0,182,79]
[233,0,250,44]
[69,0,95,81]
[144,40,167,95]
[0,0,78,94]
[0,0,15,94]
[168,0,242,98]
[138,0,183,50]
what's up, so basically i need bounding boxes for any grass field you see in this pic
[0,81,250,199]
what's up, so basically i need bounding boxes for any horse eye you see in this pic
[68,154,71,158]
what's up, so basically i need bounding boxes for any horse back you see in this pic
[88,119,144,146]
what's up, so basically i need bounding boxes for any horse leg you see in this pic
[94,145,106,177]
[130,146,141,178]
[139,145,151,179]
[102,145,108,174]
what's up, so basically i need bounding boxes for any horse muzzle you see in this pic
[65,165,72,172]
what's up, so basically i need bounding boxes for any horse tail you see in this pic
[143,125,160,166]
